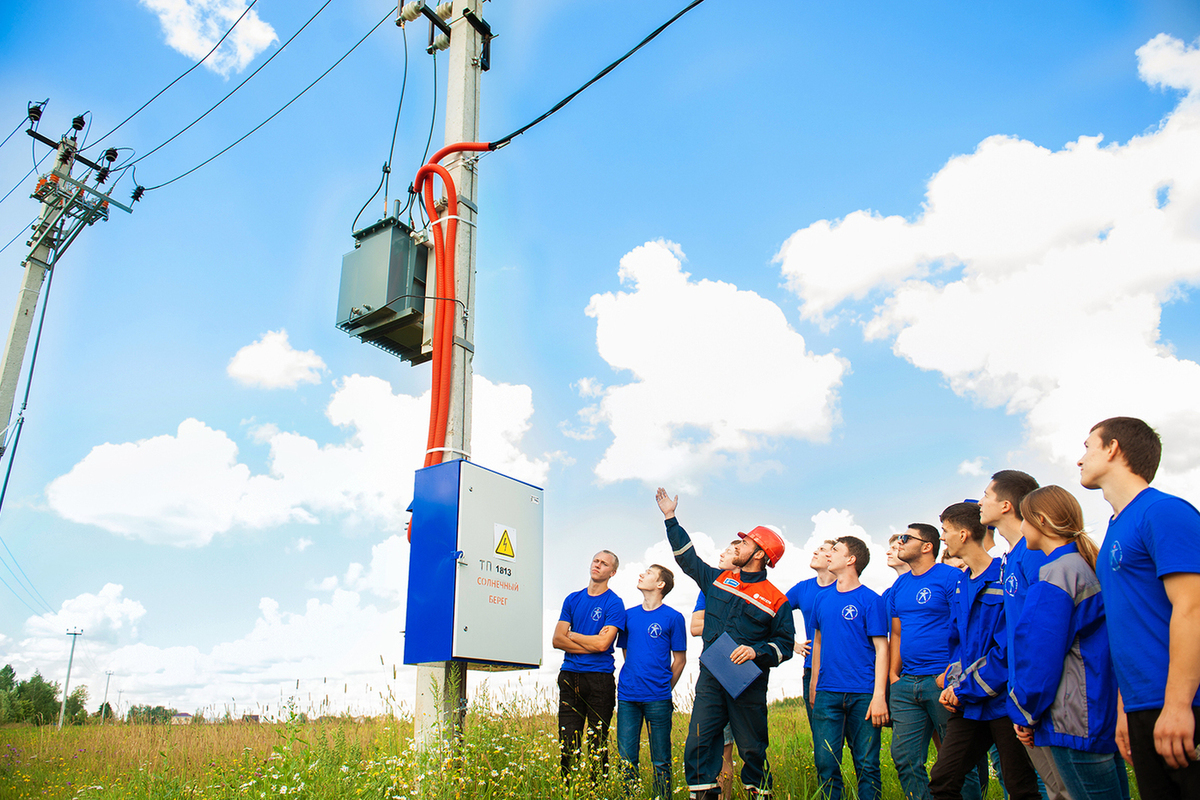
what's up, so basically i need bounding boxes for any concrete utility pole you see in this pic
[56,628,82,730]
[100,670,114,724]
[412,0,484,753]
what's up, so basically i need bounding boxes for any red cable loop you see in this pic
[412,142,491,467]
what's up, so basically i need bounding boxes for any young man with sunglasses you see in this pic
[889,524,980,800]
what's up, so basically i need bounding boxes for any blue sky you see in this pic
[1,0,1199,716]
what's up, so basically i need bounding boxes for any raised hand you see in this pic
[655,487,678,519]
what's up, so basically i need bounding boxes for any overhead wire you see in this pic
[0,117,26,152]
[84,0,261,152]
[0,218,36,257]
[351,22,412,232]
[126,0,337,171]
[143,6,393,192]
[490,0,709,150]
[0,153,50,211]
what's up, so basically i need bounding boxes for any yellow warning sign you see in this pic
[495,529,515,559]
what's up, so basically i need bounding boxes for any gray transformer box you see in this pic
[336,217,431,364]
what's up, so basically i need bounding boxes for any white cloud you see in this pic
[289,537,313,553]
[140,0,277,76]
[582,240,848,488]
[227,330,326,389]
[958,457,986,477]
[47,374,551,546]
[776,34,1200,500]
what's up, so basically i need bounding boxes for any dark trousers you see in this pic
[685,668,772,793]
[558,670,616,781]
[1126,706,1200,799]
[930,714,1040,800]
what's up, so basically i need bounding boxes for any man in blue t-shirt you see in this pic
[617,564,687,798]
[786,539,836,724]
[810,535,890,800]
[1080,416,1200,798]
[552,550,627,782]
[888,522,973,800]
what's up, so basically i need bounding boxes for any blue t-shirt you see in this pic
[694,592,705,611]
[786,577,835,669]
[1097,487,1200,712]
[616,604,688,701]
[812,584,888,693]
[888,563,962,676]
[559,588,627,673]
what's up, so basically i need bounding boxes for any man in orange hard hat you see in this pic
[656,487,794,800]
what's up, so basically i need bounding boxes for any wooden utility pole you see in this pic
[56,628,82,730]
[412,0,484,752]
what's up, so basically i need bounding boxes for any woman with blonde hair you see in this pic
[1008,485,1128,799]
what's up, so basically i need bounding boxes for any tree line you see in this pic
[0,664,177,725]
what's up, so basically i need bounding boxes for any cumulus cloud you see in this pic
[47,375,551,546]
[582,240,848,488]
[958,458,986,477]
[140,0,277,76]
[227,330,326,389]
[776,34,1200,500]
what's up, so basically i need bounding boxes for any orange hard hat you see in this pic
[739,525,785,568]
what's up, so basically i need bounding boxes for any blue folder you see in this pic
[700,632,762,698]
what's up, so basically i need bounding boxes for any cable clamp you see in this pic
[427,214,476,228]
[426,446,470,459]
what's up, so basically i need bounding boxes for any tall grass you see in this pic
[0,690,1134,799]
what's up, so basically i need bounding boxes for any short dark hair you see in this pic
[600,549,619,570]
[835,535,870,575]
[989,470,1039,521]
[940,503,986,542]
[650,564,675,596]
[906,523,941,558]
[1092,417,1162,483]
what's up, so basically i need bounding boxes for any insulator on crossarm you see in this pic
[27,102,44,124]
[104,148,118,164]
[435,2,453,20]
[72,115,85,131]
[96,167,110,184]
[399,1,424,23]
[433,33,450,51]
[131,185,145,203]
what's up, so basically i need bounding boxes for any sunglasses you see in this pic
[896,534,930,545]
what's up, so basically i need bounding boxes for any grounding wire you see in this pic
[143,6,392,192]
[85,0,261,152]
[490,0,709,150]
[126,0,336,170]
[0,258,62,617]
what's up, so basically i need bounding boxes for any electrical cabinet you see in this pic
[404,459,544,670]
[336,217,432,364]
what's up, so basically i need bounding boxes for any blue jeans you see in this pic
[1048,747,1126,800]
[811,691,882,800]
[890,675,983,800]
[617,698,673,798]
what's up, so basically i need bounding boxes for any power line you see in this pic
[85,0,262,151]
[490,0,709,149]
[0,218,36,257]
[126,0,336,170]
[353,22,410,232]
[144,6,393,192]
[0,152,49,210]
[0,117,26,152]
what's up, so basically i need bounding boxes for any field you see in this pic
[0,694,1135,799]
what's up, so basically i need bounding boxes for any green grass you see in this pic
[0,693,1135,799]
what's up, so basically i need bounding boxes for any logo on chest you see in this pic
[723,578,739,587]
[1110,541,1123,572]
[916,588,932,605]
[591,607,603,621]
[842,605,859,620]
[1005,574,1019,596]
[648,623,663,639]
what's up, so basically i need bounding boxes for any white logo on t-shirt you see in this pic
[842,605,858,620]
[1110,541,1123,572]
[591,607,603,621]
[916,588,932,605]
[648,623,663,639]
[1005,574,1019,596]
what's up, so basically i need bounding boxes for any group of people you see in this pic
[552,416,1200,800]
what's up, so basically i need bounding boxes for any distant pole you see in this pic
[56,628,82,730]
[413,0,484,755]
[100,670,113,723]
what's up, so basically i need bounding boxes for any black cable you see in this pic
[0,117,25,152]
[490,0,709,149]
[0,153,48,210]
[352,169,387,232]
[143,7,392,192]
[382,23,410,212]
[128,0,336,169]
[85,0,261,152]
[0,218,36,257]
[78,110,93,148]
[420,50,438,167]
